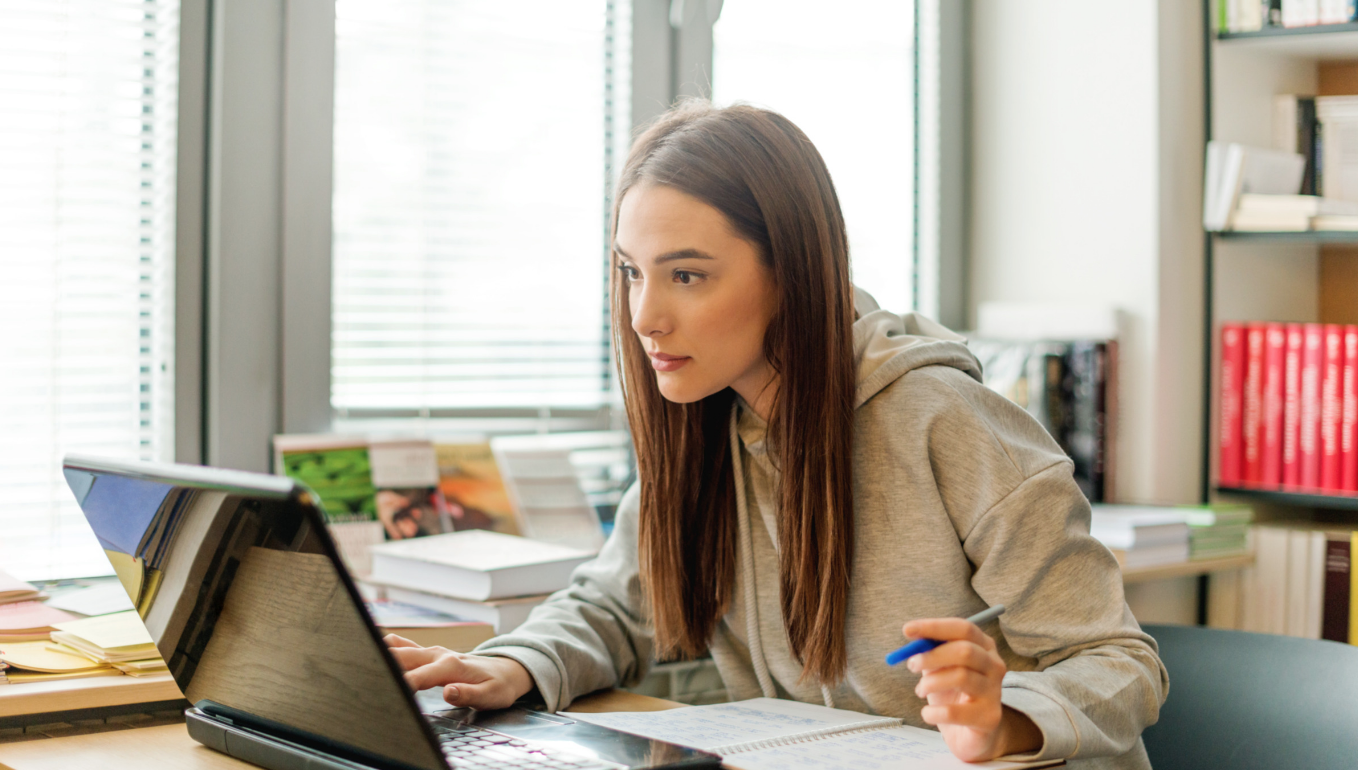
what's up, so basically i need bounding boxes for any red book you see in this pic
[1262,323,1287,487]
[1345,326,1358,493]
[1284,324,1304,488]
[1323,324,1346,491]
[1302,324,1325,490]
[1219,323,1246,486]
[1243,324,1267,485]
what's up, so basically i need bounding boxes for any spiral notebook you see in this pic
[567,698,1060,770]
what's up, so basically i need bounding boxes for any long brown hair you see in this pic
[611,101,856,685]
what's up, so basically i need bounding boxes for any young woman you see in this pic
[386,102,1168,768]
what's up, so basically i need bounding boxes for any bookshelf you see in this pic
[1204,5,1358,518]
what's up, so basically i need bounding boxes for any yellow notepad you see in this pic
[0,641,107,673]
[51,611,153,651]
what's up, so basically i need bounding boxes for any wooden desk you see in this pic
[0,690,684,770]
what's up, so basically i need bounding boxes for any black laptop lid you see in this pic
[62,455,446,770]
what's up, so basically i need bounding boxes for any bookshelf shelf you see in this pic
[1213,230,1358,243]
[1216,23,1358,58]
[1120,553,1255,585]
[1216,485,1358,510]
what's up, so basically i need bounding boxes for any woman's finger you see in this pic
[388,644,446,672]
[908,640,1001,677]
[405,654,473,691]
[384,633,421,649]
[921,700,1001,730]
[915,666,993,700]
[902,618,997,653]
[445,680,514,711]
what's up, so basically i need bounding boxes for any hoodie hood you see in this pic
[852,286,983,408]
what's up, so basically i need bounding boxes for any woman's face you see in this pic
[614,183,778,408]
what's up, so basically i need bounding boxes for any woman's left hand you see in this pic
[902,617,1043,762]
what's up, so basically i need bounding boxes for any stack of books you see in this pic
[364,530,594,633]
[1089,505,1190,570]
[365,598,495,651]
[1219,323,1358,496]
[1180,504,1253,560]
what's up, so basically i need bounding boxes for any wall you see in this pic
[970,0,1204,507]
[969,1,1207,623]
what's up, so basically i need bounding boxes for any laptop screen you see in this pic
[63,456,446,770]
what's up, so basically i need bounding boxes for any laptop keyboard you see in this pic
[433,724,625,769]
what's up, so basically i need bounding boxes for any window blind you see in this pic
[332,0,628,414]
[713,0,916,314]
[0,0,179,580]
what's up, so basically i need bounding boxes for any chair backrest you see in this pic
[1141,623,1358,770]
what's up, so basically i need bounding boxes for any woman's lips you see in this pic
[649,352,691,372]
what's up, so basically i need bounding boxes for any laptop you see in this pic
[61,454,720,770]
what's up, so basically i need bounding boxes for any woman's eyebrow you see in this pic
[613,244,717,264]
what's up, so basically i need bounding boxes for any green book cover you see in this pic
[281,446,377,522]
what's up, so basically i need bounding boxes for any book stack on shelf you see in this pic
[363,529,593,633]
[1218,322,1358,497]
[1090,506,1191,569]
[1183,504,1254,560]
[968,338,1117,503]
[1240,523,1356,644]
[1220,0,1358,33]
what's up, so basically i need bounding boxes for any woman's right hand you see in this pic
[384,634,535,710]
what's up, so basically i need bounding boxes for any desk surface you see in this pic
[0,689,684,770]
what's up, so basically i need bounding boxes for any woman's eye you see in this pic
[617,264,639,281]
[674,270,701,285]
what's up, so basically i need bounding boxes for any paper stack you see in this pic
[0,567,46,605]
[1089,505,1190,570]
[48,611,169,677]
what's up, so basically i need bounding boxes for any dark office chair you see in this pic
[1140,623,1358,770]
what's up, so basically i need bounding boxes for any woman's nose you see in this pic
[630,284,670,338]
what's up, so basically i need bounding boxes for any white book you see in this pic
[1089,506,1190,550]
[1255,527,1291,636]
[1317,96,1358,203]
[569,698,1059,770]
[1285,529,1312,637]
[369,530,592,602]
[1203,142,1306,231]
[1305,531,1327,640]
[1235,194,1358,216]
[1110,542,1191,570]
[378,584,547,633]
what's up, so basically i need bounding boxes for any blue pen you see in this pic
[885,605,1006,666]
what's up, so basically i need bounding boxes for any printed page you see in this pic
[725,725,1058,770]
[565,697,897,752]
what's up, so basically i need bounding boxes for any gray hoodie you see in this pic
[476,295,1168,769]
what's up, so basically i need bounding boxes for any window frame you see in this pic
[190,0,965,473]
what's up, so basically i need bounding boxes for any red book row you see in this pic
[1219,322,1358,494]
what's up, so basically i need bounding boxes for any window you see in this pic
[331,0,629,416]
[713,0,916,313]
[0,0,179,580]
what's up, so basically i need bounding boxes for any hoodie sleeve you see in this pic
[964,462,1168,762]
[914,368,1168,763]
[471,483,653,712]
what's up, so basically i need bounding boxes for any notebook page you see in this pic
[565,698,899,753]
[725,725,1059,770]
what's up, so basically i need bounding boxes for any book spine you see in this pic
[1284,324,1305,487]
[1302,324,1325,490]
[1323,535,1352,643]
[1263,323,1287,486]
[1345,326,1358,492]
[1243,324,1267,485]
[1066,342,1106,503]
[1323,324,1346,491]
[1220,324,1247,486]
